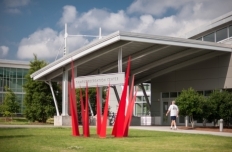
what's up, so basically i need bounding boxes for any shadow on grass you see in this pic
[0,135,33,139]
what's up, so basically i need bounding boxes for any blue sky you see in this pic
[0,0,232,62]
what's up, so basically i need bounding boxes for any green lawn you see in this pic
[0,127,231,152]
[0,117,53,125]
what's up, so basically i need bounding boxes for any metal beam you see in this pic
[100,45,170,73]
[139,83,151,111]
[135,51,227,84]
[131,48,203,75]
[111,86,120,103]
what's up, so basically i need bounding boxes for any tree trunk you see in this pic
[190,116,195,128]
[203,118,206,127]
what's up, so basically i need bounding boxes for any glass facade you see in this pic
[0,67,28,114]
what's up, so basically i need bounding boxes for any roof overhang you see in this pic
[31,31,232,85]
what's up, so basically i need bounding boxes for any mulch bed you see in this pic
[178,126,232,133]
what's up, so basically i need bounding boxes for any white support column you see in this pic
[185,116,189,127]
[97,69,103,115]
[46,81,60,116]
[62,69,69,116]
[118,48,122,72]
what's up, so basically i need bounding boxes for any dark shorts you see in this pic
[171,116,176,121]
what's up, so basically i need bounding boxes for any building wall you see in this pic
[151,53,232,118]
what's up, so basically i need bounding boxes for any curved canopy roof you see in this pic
[31,31,232,85]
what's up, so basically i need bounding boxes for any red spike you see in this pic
[96,85,101,135]
[99,85,110,138]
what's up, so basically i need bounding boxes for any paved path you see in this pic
[0,125,231,137]
[130,126,232,137]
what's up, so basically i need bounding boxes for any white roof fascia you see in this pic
[119,35,232,52]
[0,59,30,69]
[32,35,121,80]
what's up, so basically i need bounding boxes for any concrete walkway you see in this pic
[0,125,231,137]
[130,126,232,137]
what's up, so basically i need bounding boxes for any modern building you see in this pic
[0,60,30,114]
[28,11,232,126]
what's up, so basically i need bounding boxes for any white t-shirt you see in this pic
[168,104,179,116]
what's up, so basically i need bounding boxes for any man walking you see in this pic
[166,100,179,130]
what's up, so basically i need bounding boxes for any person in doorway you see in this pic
[166,100,179,130]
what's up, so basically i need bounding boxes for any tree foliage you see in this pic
[176,88,232,127]
[24,55,62,123]
[176,87,206,127]
[0,86,20,120]
[207,90,232,126]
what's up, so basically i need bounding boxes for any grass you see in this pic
[0,127,232,152]
[0,117,54,125]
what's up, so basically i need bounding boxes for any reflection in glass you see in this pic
[229,25,232,37]
[204,90,212,96]
[170,92,177,98]
[216,27,227,42]
[203,32,215,42]
[162,92,169,98]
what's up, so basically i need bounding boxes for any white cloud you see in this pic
[0,46,9,58]
[127,0,187,16]
[4,0,30,7]
[4,0,30,14]
[17,0,232,60]
[17,28,89,60]
[6,8,21,14]
[58,5,77,25]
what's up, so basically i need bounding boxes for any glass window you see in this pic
[17,68,23,79]
[216,27,228,42]
[162,92,169,98]
[203,32,215,42]
[197,91,204,95]
[229,25,232,37]
[135,103,143,116]
[17,79,23,92]
[10,68,17,78]
[22,69,28,78]
[136,96,142,101]
[0,67,3,77]
[4,68,10,78]
[10,79,17,92]
[170,92,177,98]
[3,78,9,89]
[204,90,212,96]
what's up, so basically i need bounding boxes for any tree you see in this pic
[24,55,62,123]
[206,90,222,126]
[176,87,205,128]
[0,86,20,121]
[218,90,232,127]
